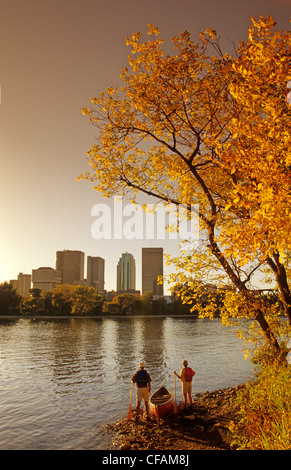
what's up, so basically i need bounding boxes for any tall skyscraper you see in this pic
[142,247,163,296]
[87,256,105,292]
[116,252,136,292]
[56,250,84,285]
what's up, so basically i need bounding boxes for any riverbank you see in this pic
[0,316,254,449]
[0,314,194,319]
[105,385,245,451]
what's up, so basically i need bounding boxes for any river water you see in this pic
[0,316,254,450]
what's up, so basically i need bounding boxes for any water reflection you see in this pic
[0,317,254,450]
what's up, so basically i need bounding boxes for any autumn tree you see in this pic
[52,284,103,315]
[20,285,103,316]
[0,282,21,315]
[80,19,291,353]
[221,16,291,325]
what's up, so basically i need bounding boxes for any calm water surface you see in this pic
[0,316,254,450]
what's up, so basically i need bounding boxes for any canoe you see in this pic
[150,386,173,419]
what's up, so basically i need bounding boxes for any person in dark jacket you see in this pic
[131,361,151,417]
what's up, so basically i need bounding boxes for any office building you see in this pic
[56,250,85,285]
[32,267,61,292]
[10,273,31,298]
[116,252,136,292]
[87,256,105,292]
[142,247,163,296]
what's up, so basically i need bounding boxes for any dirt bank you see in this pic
[104,385,244,450]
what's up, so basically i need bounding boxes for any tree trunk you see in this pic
[208,229,280,350]
[267,253,291,327]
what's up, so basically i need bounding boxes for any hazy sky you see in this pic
[0,0,290,292]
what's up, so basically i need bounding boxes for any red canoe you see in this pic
[150,386,173,419]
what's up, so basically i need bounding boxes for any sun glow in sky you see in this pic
[0,0,289,292]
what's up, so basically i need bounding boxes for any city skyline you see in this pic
[9,246,165,296]
[1,1,289,291]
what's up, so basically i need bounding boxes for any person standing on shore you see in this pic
[131,362,152,418]
[174,360,195,406]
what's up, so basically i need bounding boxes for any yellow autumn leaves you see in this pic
[80,18,291,348]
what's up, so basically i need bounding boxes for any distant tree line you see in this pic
[0,281,280,317]
[103,291,170,315]
[0,282,103,316]
[0,282,175,316]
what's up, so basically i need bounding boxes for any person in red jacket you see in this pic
[174,360,196,406]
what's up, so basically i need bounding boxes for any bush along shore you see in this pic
[230,359,291,450]
[105,357,291,451]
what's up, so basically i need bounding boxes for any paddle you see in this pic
[127,381,133,420]
[174,372,177,414]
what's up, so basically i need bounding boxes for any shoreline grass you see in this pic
[230,359,291,450]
